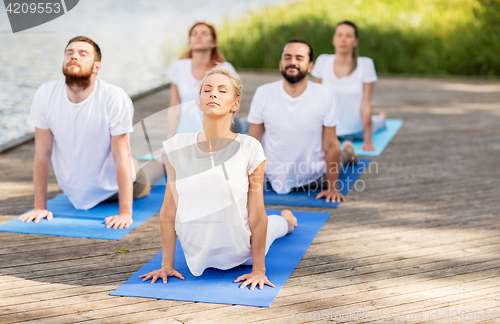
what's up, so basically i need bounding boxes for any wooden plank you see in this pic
[187,275,500,324]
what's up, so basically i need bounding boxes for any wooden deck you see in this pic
[1,72,500,323]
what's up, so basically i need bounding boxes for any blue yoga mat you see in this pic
[340,119,403,156]
[0,183,165,240]
[263,158,370,208]
[110,209,330,307]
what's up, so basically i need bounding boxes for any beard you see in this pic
[62,62,93,88]
[281,65,308,84]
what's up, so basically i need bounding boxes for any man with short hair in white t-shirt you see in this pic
[248,39,357,203]
[20,36,150,229]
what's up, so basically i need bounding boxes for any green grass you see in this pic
[217,0,500,76]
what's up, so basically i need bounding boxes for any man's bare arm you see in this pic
[105,133,134,229]
[248,123,265,143]
[316,126,346,203]
[18,128,54,222]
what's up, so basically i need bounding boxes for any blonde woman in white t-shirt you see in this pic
[312,21,387,152]
[140,67,297,290]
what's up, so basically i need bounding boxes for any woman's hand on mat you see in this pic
[18,208,53,223]
[362,142,376,151]
[105,213,133,229]
[139,266,185,284]
[316,189,346,203]
[234,270,275,290]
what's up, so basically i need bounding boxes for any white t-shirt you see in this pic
[27,78,136,210]
[168,59,237,134]
[163,133,265,276]
[247,80,339,194]
[311,54,377,136]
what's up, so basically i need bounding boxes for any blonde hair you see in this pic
[198,65,242,101]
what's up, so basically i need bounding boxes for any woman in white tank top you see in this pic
[312,21,387,152]
[140,67,297,290]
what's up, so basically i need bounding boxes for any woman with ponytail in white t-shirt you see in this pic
[166,22,247,139]
[312,21,386,152]
[140,67,297,290]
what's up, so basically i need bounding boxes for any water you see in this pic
[0,0,292,148]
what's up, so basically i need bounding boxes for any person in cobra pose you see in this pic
[20,36,155,229]
[312,21,386,152]
[166,22,247,140]
[248,39,358,203]
[140,66,297,290]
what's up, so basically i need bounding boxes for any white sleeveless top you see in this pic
[163,133,266,276]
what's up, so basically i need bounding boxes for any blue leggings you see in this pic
[338,115,386,141]
[232,117,250,134]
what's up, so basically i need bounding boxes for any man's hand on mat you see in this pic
[105,213,133,229]
[139,266,185,284]
[316,190,346,203]
[234,270,275,290]
[362,142,376,151]
[18,208,53,223]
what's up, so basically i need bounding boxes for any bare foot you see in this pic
[342,140,358,164]
[379,111,387,121]
[281,210,297,234]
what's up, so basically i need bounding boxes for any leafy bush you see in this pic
[218,0,500,75]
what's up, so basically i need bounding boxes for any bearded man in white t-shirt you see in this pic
[248,39,357,203]
[19,36,151,229]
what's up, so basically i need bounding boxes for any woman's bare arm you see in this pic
[234,161,275,290]
[139,155,184,283]
[360,82,375,151]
